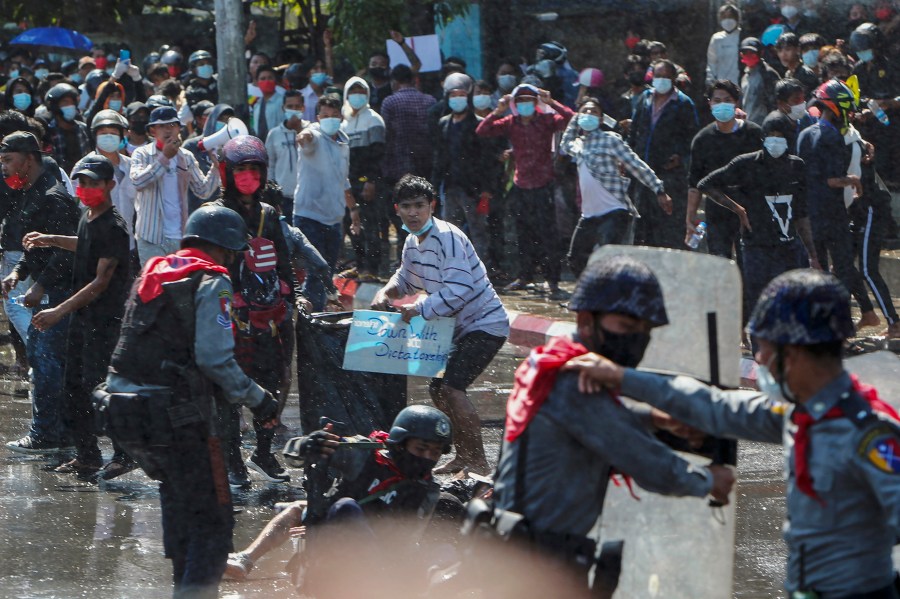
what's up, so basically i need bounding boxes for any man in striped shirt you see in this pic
[372,175,509,475]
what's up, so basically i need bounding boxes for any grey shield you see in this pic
[588,245,741,598]
[846,351,900,409]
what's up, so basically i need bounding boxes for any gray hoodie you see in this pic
[293,122,350,225]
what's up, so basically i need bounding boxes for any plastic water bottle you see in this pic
[8,294,49,306]
[868,99,890,126]
[687,222,707,249]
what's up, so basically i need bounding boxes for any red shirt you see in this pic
[476,100,575,190]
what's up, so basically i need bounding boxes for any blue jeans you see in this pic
[1,250,33,341]
[27,288,71,444]
[294,216,341,311]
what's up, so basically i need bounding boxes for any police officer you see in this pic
[490,256,734,597]
[566,268,900,598]
[103,205,279,598]
[184,50,218,104]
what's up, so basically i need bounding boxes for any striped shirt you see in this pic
[389,218,509,340]
[130,143,220,245]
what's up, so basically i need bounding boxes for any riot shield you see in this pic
[846,351,900,409]
[588,245,742,598]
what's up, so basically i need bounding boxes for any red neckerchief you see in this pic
[505,337,589,442]
[137,248,230,303]
[366,430,407,494]
[792,375,900,502]
[505,337,639,500]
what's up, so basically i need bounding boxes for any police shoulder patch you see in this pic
[217,289,233,329]
[769,401,788,416]
[857,424,900,474]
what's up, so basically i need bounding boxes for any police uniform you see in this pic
[615,269,900,598]
[104,206,272,598]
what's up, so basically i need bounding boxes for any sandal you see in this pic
[54,458,101,475]
[98,458,137,481]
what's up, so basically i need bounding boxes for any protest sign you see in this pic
[386,34,442,72]
[343,309,455,378]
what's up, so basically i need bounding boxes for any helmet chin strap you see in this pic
[775,345,797,404]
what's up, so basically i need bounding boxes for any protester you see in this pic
[739,37,780,125]
[774,33,819,96]
[88,110,136,252]
[372,175,509,474]
[183,102,234,212]
[264,91,306,216]
[250,65,285,142]
[766,78,816,155]
[706,4,742,87]
[44,83,92,173]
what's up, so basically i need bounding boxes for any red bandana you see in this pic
[792,375,900,502]
[137,248,230,303]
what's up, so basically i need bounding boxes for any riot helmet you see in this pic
[181,205,249,252]
[568,255,669,327]
[849,22,884,53]
[387,405,453,454]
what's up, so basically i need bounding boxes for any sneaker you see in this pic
[503,279,533,293]
[548,286,569,301]
[5,435,73,455]
[224,552,254,580]
[247,453,291,483]
[228,470,252,490]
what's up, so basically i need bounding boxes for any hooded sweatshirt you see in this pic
[341,77,385,186]
[4,77,35,117]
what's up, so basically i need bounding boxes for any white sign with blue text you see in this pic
[342,310,456,378]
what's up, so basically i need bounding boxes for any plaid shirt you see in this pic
[48,119,92,174]
[560,118,664,215]
[380,87,436,181]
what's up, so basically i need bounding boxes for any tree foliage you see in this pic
[0,0,213,33]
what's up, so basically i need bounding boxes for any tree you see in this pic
[0,0,213,32]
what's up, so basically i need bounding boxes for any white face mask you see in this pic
[721,18,738,32]
[764,136,789,158]
[756,355,796,402]
[652,77,673,95]
[789,102,807,122]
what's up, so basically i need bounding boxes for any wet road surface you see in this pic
[0,340,788,598]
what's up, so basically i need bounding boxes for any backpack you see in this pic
[232,208,291,337]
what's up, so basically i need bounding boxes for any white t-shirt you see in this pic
[161,164,182,238]
[578,162,626,218]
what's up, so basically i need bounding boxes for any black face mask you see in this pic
[628,71,646,86]
[130,120,148,135]
[391,448,436,480]
[592,322,651,369]
[369,67,389,81]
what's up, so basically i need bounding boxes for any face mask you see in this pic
[802,50,819,67]
[721,18,738,32]
[167,66,179,78]
[12,93,31,111]
[741,53,761,68]
[35,68,49,80]
[60,105,78,121]
[214,121,226,132]
[4,172,27,190]
[625,36,641,50]
[497,74,517,92]
[515,101,536,117]
[196,64,214,79]
[347,93,368,110]
[756,356,796,402]
[764,136,789,157]
[448,96,468,113]
[401,217,434,236]
[369,67,388,80]
[108,99,123,113]
[95,57,108,70]
[130,120,148,135]
[310,72,329,86]
[318,117,341,136]
[876,8,894,21]
[258,79,277,94]
[70,73,83,84]
[577,113,601,131]
[711,102,736,122]
[233,170,261,195]
[628,71,646,86]
[856,49,874,63]
[76,186,106,208]
[284,109,303,122]
[391,448,436,480]
[8,69,18,79]
[473,94,492,110]
[96,133,121,153]
[593,323,652,369]
[789,102,808,121]
[781,5,799,19]
[652,77,673,94]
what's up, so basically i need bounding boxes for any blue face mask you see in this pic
[347,93,368,110]
[401,217,434,236]
[12,93,31,111]
[108,99,123,113]
[8,69,18,79]
[763,136,788,158]
[448,96,469,113]
[577,113,601,131]
[711,102,736,122]
[284,109,303,122]
[318,117,341,136]
[856,49,874,63]
[35,68,49,80]
[60,105,78,122]
[802,50,819,67]
[96,133,121,153]
[196,64,214,80]
[473,94,492,110]
[497,74,517,92]
[214,121,226,132]
[311,72,329,86]
[516,101,536,117]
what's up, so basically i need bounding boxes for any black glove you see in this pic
[298,430,335,456]
[250,391,279,425]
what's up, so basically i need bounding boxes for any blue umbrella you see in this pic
[10,26,93,52]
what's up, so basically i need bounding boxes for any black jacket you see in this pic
[431,111,487,197]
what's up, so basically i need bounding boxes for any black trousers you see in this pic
[567,210,632,278]
[511,184,561,284]
[813,216,874,313]
[855,205,898,324]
